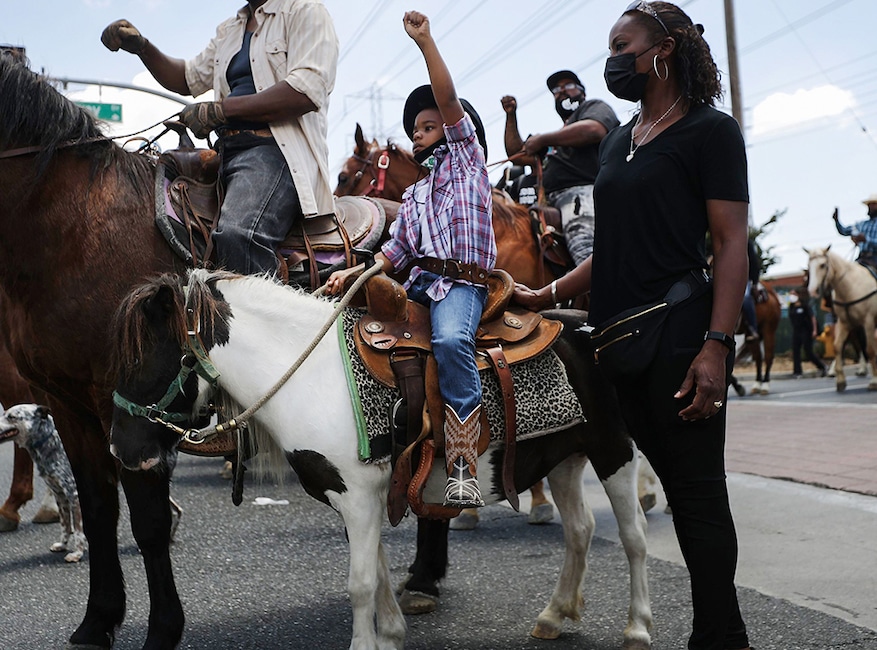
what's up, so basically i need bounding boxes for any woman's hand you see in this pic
[513,282,552,311]
[675,341,728,421]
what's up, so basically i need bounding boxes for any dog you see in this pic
[0,404,86,562]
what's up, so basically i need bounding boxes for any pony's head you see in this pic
[109,271,231,472]
[804,245,832,298]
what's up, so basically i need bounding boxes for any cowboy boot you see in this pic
[443,404,485,508]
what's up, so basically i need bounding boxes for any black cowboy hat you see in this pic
[402,84,488,159]
[546,70,584,93]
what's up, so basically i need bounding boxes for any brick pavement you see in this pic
[725,399,877,496]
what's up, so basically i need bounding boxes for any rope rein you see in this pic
[169,264,384,445]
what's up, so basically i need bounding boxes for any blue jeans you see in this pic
[407,272,487,420]
[215,136,303,275]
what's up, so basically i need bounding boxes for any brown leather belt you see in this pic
[415,257,490,285]
[220,127,273,138]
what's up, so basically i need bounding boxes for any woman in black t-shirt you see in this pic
[515,3,752,649]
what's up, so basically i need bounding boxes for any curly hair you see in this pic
[625,1,723,106]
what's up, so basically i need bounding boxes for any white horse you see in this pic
[109,269,653,650]
[807,246,877,391]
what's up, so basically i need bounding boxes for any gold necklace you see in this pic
[626,94,683,162]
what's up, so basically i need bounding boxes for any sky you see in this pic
[3,0,877,278]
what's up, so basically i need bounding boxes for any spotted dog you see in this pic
[0,405,86,562]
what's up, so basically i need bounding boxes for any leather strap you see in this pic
[485,346,519,511]
[409,438,465,520]
[386,351,427,526]
[413,257,490,285]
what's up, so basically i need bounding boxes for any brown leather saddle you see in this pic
[156,147,386,290]
[528,204,574,279]
[353,270,562,525]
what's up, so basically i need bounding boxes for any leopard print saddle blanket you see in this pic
[337,309,584,464]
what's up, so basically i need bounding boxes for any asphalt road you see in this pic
[1,439,876,650]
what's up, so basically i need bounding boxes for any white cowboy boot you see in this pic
[443,405,484,508]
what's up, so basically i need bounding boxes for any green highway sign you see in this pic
[75,101,122,122]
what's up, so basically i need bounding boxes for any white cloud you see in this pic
[751,85,855,136]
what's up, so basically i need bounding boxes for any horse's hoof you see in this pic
[639,492,657,514]
[733,383,746,397]
[531,619,562,640]
[449,509,479,530]
[867,381,877,391]
[836,382,847,392]
[622,638,652,649]
[664,504,672,515]
[528,502,555,525]
[398,589,438,615]
[759,384,770,395]
[32,505,61,524]
[0,513,20,532]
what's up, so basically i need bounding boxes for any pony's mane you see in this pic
[0,56,151,181]
[111,274,189,379]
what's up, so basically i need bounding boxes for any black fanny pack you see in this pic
[589,269,711,381]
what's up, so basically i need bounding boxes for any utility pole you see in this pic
[723,0,752,227]
[723,0,744,136]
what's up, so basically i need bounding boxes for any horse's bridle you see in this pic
[112,326,222,443]
[349,146,391,197]
[816,252,877,309]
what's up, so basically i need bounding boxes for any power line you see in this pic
[337,0,394,65]
[764,0,877,150]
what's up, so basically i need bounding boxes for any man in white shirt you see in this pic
[102,0,338,275]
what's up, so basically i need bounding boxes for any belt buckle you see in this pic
[443,259,462,279]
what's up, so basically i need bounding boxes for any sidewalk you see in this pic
[726,371,877,496]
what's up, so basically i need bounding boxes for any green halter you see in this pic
[112,328,221,424]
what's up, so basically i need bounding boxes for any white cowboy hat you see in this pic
[863,193,877,204]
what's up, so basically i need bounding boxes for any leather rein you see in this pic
[0,114,181,160]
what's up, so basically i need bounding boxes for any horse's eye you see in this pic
[338,174,347,184]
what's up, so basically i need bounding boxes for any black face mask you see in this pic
[554,93,584,120]
[412,136,446,165]
[603,44,661,102]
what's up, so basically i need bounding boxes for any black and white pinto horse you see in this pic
[110,269,653,649]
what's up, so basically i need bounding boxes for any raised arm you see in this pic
[101,20,190,95]
[403,11,463,127]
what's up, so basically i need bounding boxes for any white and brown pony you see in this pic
[806,246,877,391]
[110,269,653,649]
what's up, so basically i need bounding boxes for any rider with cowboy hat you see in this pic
[833,193,877,268]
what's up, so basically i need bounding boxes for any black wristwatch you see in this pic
[704,330,735,351]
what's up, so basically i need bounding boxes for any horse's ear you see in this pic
[354,123,366,155]
[802,246,810,255]
[825,244,831,252]
[145,284,178,321]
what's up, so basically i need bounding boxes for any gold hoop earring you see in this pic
[653,54,669,81]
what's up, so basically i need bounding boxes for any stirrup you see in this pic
[443,457,484,508]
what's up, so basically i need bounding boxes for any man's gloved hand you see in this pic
[101,19,148,55]
[178,102,228,140]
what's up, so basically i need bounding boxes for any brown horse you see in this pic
[734,282,781,395]
[0,56,185,647]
